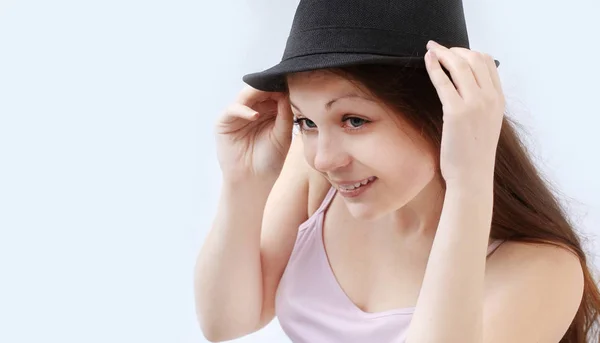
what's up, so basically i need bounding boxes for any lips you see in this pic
[336,176,377,191]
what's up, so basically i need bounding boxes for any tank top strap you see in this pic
[314,186,337,215]
[487,238,507,257]
[298,186,337,233]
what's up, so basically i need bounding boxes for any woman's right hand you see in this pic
[215,85,295,183]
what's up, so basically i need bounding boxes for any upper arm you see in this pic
[482,242,584,343]
[255,134,312,329]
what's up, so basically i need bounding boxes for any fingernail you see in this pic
[427,40,438,49]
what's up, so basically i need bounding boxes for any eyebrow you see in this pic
[289,92,374,113]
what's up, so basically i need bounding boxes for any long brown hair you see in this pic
[305,64,600,343]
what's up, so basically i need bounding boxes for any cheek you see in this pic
[380,141,437,187]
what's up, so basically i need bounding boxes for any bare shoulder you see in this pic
[483,240,585,342]
[486,240,583,282]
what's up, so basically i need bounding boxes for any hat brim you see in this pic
[242,52,500,92]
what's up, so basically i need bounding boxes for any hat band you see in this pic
[282,27,468,61]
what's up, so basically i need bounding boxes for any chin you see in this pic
[343,202,388,222]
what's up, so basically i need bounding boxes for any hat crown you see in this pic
[241,0,499,92]
[283,0,470,60]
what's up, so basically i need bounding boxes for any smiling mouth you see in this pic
[336,176,377,191]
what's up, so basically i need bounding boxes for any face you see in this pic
[286,70,439,221]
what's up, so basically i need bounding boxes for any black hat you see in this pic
[242,0,500,92]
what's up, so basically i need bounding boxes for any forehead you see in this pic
[286,70,373,107]
[287,69,351,90]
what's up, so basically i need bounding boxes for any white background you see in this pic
[0,1,598,342]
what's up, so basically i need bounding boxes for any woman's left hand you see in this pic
[424,40,505,187]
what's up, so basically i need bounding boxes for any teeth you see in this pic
[339,177,375,191]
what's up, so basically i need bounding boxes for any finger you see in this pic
[483,54,504,95]
[236,84,278,107]
[219,102,260,126]
[272,95,295,143]
[427,46,479,99]
[275,95,294,132]
[449,48,495,92]
[425,50,462,106]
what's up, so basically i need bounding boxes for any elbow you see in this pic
[200,328,235,343]
[193,273,263,341]
[199,323,256,343]
[196,310,259,342]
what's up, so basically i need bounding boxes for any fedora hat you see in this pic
[242,0,500,92]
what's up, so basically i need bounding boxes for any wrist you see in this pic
[443,178,495,233]
[445,177,494,198]
[444,171,494,191]
[221,172,279,192]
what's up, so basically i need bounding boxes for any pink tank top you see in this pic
[275,186,506,343]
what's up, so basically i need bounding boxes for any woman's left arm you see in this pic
[405,41,584,343]
[406,180,583,343]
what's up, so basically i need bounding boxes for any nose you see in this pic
[312,133,351,173]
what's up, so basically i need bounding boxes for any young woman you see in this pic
[194,1,600,342]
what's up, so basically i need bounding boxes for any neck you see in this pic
[382,174,446,240]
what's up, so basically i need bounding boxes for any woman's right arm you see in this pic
[194,89,313,341]
[194,136,310,342]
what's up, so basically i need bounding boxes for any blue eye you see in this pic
[347,117,367,128]
[304,119,317,128]
[293,118,317,130]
